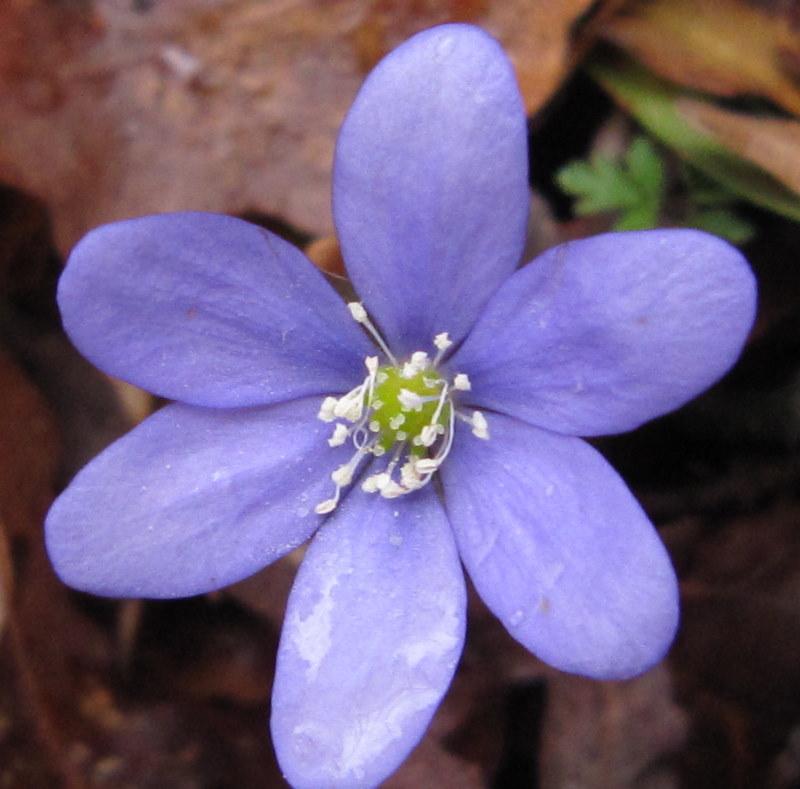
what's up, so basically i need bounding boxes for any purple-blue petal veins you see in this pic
[58,212,374,409]
[333,24,530,356]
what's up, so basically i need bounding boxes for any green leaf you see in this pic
[687,207,756,244]
[556,136,665,230]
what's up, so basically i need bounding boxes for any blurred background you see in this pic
[2,1,800,786]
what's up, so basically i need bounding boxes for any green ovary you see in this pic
[370,365,450,453]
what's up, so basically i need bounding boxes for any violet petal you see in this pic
[333,24,529,356]
[58,212,374,408]
[450,229,756,436]
[46,397,343,597]
[271,486,465,789]
[442,414,679,680]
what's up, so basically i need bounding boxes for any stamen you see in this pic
[328,423,350,447]
[315,314,487,514]
[432,332,452,366]
[318,396,338,422]
[398,389,424,411]
[471,411,489,439]
[347,301,397,365]
[453,373,471,391]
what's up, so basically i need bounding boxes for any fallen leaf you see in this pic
[0,0,603,255]
[678,98,800,198]
[538,665,688,789]
[598,0,800,115]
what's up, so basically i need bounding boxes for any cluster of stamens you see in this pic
[314,302,489,515]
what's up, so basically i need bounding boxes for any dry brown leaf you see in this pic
[0,0,600,255]
[539,665,688,789]
[599,0,800,115]
[0,518,10,638]
[678,98,800,197]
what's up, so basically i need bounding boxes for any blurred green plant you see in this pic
[556,135,755,244]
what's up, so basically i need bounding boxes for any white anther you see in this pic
[328,423,350,447]
[400,460,422,489]
[318,396,338,422]
[398,389,423,411]
[434,333,452,351]
[333,389,364,422]
[376,371,389,384]
[414,457,440,474]
[373,445,386,457]
[389,414,406,430]
[315,497,337,515]
[380,479,406,499]
[419,424,439,447]
[365,355,378,373]
[369,420,380,432]
[401,351,429,378]
[347,303,397,365]
[395,430,408,441]
[371,399,383,410]
[453,373,471,391]
[348,302,368,323]
[331,464,354,487]
[362,472,389,493]
[471,411,489,440]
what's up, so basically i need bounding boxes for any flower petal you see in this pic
[333,24,530,356]
[59,212,374,408]
[441,414,679,680]
[450,229,756,436]
[271,487,465,789]
[46,397,345,598]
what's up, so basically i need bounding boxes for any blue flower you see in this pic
[45,24,756,789]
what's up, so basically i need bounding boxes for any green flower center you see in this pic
[369,365,450,453]
[313,303,489,515]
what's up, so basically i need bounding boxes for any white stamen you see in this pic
[318,396,338,422]
[380,479,407,499]
[331,463,354,487]
[419,424,439,447]
[398,389,423,411]
[401,351,429,379]
[328,423,350,447]
[471,411,489,440]
[400,460,422,489]
[389,414,406,430]
[347,302,368,323]
[433,333,452,351]
[315,496,338,515]
[414,457,440,474]
[433,332,453,365]
[369,420,381,432]
[347,301,397,365]
[453,373,471,391]
[333,388,364,422]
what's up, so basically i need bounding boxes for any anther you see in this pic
[453,373,471,391]
[471,411,489,439]
[328,423,350,447]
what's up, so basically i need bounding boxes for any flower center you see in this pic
[314,303,488,514]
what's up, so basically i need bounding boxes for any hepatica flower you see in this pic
[46,24,755,789]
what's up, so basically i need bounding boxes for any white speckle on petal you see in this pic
[389,533,403,547]
[544,483,554,497]
[508,609,526,627]
[290,573,339,681]
[397,595,460,669]
[339,687,440,774]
